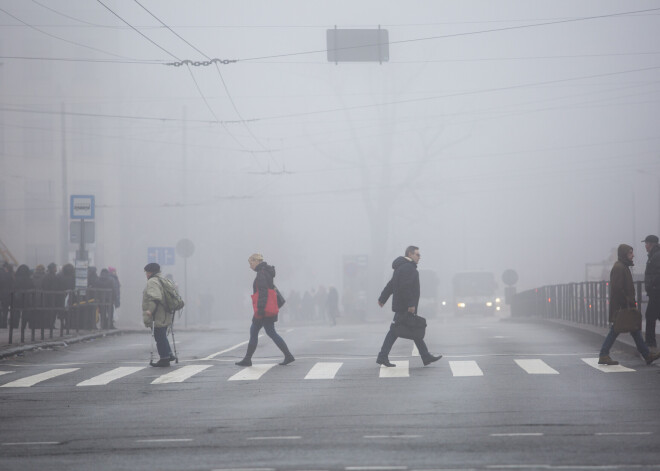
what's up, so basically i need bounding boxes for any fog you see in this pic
[1,1,659,326]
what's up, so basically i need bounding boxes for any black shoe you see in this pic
[235,358,252,367]
[377,357,395,367]
[279,354,295,366]
[168,354,177,362]
[645,351,660,365]
[422,354,442,366]
[150,358,170,367]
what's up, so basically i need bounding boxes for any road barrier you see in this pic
[2,288,115,344]
[511,281,647,328]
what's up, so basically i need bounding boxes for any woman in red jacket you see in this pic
[236,253,294,367]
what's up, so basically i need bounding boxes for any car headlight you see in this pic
[495,298,501,303]
[486,302,493,307]
[457,303,466,308]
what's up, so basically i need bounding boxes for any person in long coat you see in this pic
[599,244,660,365]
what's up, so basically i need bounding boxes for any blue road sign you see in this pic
[147,247,176,266]
[70,195,95,219]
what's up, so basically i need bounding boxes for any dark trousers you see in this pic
[645,294,660,347]
[154,326,172,359]
[249,318,289,353]
[378,319,431,360]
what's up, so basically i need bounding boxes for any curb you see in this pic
[0,329,124,359]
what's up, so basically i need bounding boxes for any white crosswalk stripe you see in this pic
[515,359,559,375]
[379,360,409,377]
[228,364,277,381]
[304,362,342,379]
[449,360,483,376]
[2,356,656,388]
[151,365,212,384]
[77,367,146,386]
[0,368,80,388]
[582,358,636,373]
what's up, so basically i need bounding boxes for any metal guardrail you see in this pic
[2,288,115,345]
[511,281,647,328]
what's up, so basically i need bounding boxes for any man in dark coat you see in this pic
[0,262,13,328]
[599,244,660,365]
[643,235,660,350]
[376,246,442,367]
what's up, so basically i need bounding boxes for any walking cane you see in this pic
[149,320,156,366]
[169,312,179,364]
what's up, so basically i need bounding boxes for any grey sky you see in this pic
[1,1,659,319]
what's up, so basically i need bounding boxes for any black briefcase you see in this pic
[393,313,427,340]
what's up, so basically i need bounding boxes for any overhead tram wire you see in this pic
[167,6,660,66]
[0,6,138,60]
[95,0,257,156]
[133,0,276,166]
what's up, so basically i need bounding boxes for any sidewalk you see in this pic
[0,327,123,359]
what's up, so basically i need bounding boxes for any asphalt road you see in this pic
[1,314,660,471]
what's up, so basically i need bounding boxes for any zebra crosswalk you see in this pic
[0,357,653,389]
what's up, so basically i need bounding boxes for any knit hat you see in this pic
[144,263,161,273]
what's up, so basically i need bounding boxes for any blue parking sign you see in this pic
[147,247,176,266]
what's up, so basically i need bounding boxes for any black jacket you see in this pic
[379,256,420,313]
[253,262,276,320]
[645,244,660,295]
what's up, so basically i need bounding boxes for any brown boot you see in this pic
[598,355,619,365]
[645,351,660,365]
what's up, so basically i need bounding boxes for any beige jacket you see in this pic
[142,274,173,328]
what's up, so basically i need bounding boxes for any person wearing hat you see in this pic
[643,235,660,351]
[142,262,175,367]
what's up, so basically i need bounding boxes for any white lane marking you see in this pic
[211,468,275,471]
[151,365,212,384]
[77,367,146,386]
[313,338,351,342]
[595,432,652,435]
[582,358,635,372]
[449,360,483,377]
[136,438,193,443]
[200,335,264,360]
[0,368,80,388]
[305,362,342,379]
[2,441,59,446]
[411,344,420,357]
[346,467,408,470]
[0,371,14,377]
[490,433,544,437]
[247,436,301,440]
[364,435,421,439]
[228,364,277,381]
[379,360,409,378]
[514,359,559,375]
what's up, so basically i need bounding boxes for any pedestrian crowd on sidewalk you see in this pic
[0,261,121,334]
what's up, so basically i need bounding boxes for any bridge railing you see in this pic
[511,281,646,328]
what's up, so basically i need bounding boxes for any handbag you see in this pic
[613,307,642,334]
[275,286,286,308]
[251,289,279,318]
[392,313,427,340]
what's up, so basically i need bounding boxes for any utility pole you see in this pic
[61,103,69,264]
